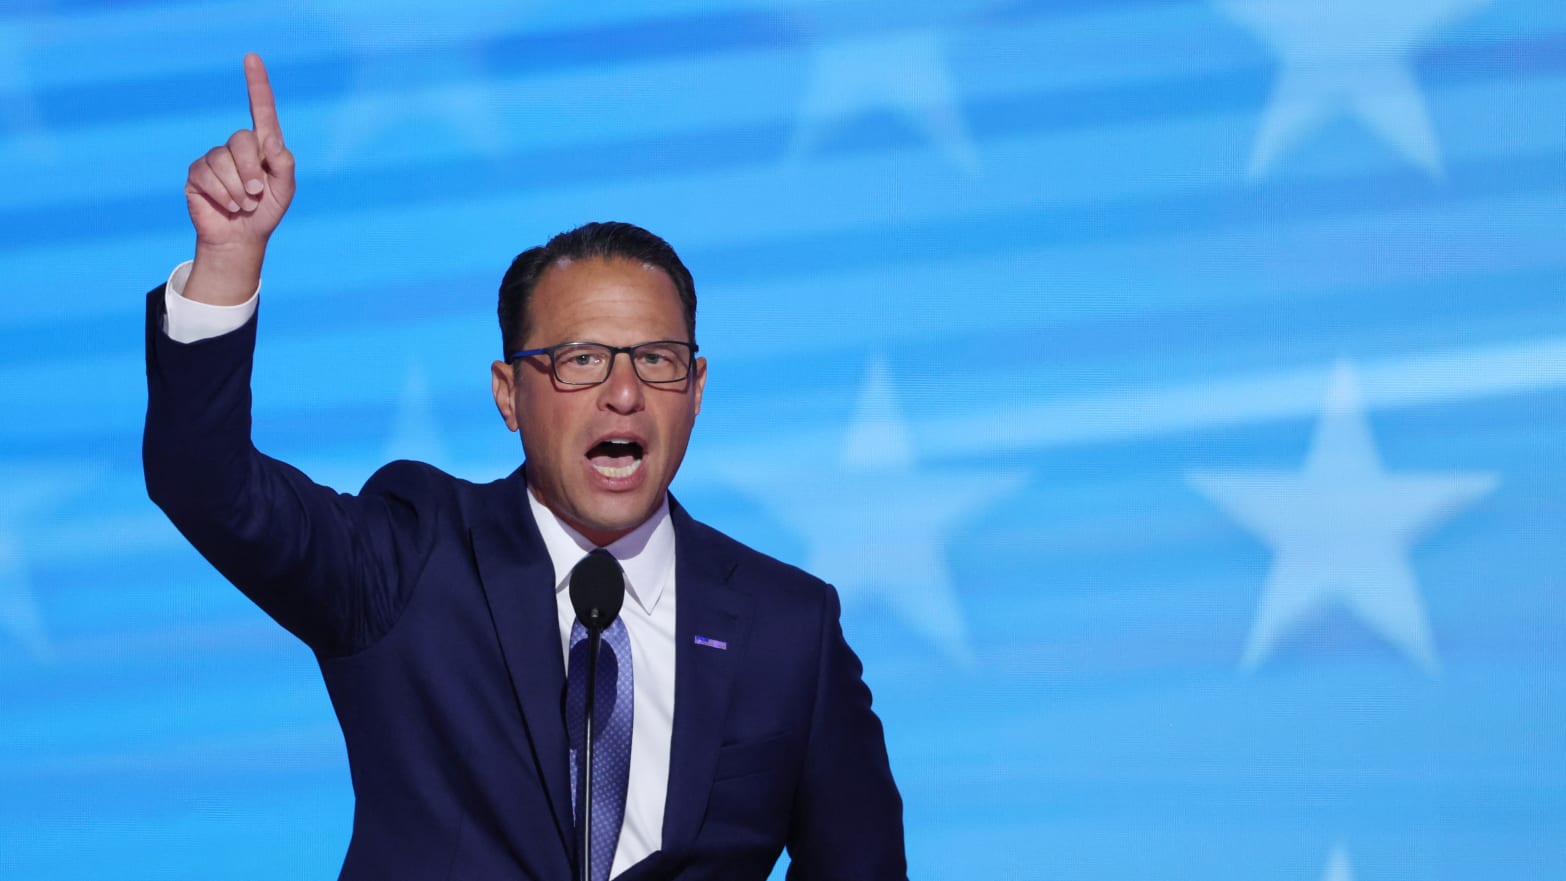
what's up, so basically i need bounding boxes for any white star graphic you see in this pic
[1188,361,1496,673]
[294,363,453,493]
[384,362,450,467]
[0,529,49,660]
[790,27,979,175]
[1320,844,1354,881]
[0,461,106,661]
[374,360,514,483]
[322,1,537,167]
[1217,0,1493,178]
[729,359,1026,668]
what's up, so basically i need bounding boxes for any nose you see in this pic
[597,350,646,414]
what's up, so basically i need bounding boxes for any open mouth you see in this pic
[587,438,645,480]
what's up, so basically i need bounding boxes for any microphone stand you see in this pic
[578,613,604,881]
[568,550,624,881]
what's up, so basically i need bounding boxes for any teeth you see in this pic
[593,458,643,479]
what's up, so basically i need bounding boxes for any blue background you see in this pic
[1,0,1562,878]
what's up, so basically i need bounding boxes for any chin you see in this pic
[577,497,659,540]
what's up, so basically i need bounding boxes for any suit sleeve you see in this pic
[142,285,434,656]
[785,584,908,880]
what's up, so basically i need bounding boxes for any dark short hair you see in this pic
[497,221,697,359]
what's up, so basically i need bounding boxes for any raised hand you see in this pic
[182,53,296,305]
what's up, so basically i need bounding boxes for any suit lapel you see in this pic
[660,501,752,853]
[471,471,574,856]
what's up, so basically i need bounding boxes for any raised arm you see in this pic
[146,55,430,657]
[182,53,295,305]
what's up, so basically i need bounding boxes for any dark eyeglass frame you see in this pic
[508,340,700,386]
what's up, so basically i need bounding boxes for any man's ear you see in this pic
[491,360,519,431]
[691,356,707,416]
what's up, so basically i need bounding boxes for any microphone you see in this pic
[570,549,625,635]
[568,549,624,881]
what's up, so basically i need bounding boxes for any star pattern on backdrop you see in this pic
[322,0,536,167]
[299,361,515,495]
[384,362,451,466]
[790,27,980,175]
[1188,361,1496,673]
[0,461,106,661]
[1216,0,1493,179]
[730,359,1027,668]
[1320,845,1355,881]
[381,361,519,478]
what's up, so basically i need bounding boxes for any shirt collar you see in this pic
[526,487,673,615]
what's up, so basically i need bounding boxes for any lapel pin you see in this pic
[694,635,728,651]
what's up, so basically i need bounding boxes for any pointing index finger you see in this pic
[243,53,282,143]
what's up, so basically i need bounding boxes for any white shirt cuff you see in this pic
[162,260,260,343]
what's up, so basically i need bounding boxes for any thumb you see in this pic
[263,134,295,181]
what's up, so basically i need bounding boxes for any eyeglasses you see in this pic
[509,340,699,386]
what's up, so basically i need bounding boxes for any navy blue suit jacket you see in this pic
[142,289,905,880]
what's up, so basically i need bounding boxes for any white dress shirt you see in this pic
[162,262,676,877]
[160,261,260,341]
[528,489,676,878]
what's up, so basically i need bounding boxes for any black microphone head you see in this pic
[569,549,625,633]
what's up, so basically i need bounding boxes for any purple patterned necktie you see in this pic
[566,614,633,881]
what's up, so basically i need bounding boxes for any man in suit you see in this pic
[144,54,905,880]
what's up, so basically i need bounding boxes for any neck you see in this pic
[523,484,649,550]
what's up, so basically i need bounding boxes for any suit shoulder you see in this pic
[361,458,456,501]
[360,460,517,521]
[682,513,836,607]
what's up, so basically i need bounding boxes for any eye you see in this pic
[637,344,684,365]
[557,345,607,367]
